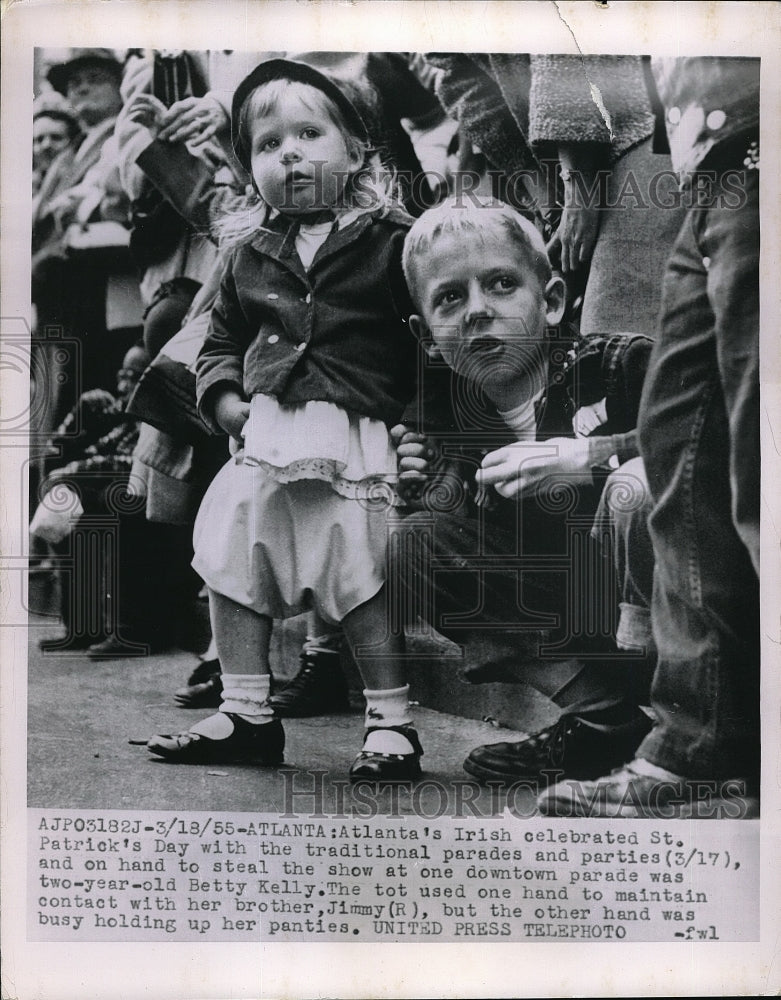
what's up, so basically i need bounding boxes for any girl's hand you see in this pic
[213,391,250,442]
[125,93,168,138]
[476,437,592,498]
[158,95,229,147]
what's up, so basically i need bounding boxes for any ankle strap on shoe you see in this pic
[364,725,423,757]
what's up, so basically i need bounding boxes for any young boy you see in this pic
[394,196,656,788]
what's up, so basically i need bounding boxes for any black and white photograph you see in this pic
[2,2,780,997]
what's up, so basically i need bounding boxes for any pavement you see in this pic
[27,612,546,817]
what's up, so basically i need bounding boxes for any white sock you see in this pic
[219,673,274,724]
[362,686,414,754]
[303,631,342,655]
[364,685,412,727]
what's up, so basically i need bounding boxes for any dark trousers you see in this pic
[53,483,193,650]
[390,470,654,707]
[637,165,760,779]
[592,457,655,653]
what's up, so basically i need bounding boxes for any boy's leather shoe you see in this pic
[463,710,651,784]
[147,714,284,765]
[270,648,349,717]
[536,759,759,818]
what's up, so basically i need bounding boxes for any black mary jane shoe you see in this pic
[349,725,423,783]
[146,714,285,765]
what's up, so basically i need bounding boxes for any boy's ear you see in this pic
[544,275,567,327]
[408,314,427,340]
[409,314,441,358]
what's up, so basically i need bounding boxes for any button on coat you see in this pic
[196,208,418,432]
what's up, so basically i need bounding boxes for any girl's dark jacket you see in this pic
[196,208,417,432]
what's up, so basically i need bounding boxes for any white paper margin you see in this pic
[2,2,780,997]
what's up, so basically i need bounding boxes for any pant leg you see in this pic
[388,509,563,653]
[704,170,760,570]
[580,138,686,338]
[592,457,655,654]
[389,491,647,705]
[52,527,107,644]
[637,168,760,779]
[114,510,182,646]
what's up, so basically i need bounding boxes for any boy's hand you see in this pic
[476,437,592,497]
[390,424,443,504]
[213,391,250,443]
[573,397,608,438]
[389,423,410,449]
[396,430,440,480]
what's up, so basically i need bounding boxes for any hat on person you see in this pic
[33,90,80,133]
[231,57,370,171]
[47,48,123,95]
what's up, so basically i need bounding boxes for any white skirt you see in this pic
[193,396,398,623]
[241,394,397,499]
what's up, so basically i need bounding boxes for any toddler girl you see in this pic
[147,59,422,781]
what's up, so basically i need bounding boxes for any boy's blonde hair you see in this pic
[402,197,552,310]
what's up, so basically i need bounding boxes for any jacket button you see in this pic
[267,334,279,344]
[667,106,681,125]
[706,109,726,130]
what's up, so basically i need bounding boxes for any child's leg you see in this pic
[340,586,404,689]
[210,589,272,676]
[199,589,275,730]
[341,586,421,779]
[147,590,283,763]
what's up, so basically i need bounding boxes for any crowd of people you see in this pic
[30,48,760,818]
